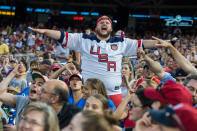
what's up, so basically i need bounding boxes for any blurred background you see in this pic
[0,0,197,34]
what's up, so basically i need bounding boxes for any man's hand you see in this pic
[12,64,20,76]
[28,27,45,34]
[138,48,145,58]
[135,112,159,131]
[152,36,172,48]
[12,64,25,76]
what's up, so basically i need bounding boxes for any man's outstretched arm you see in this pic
[152,36,197,74]
[28,27,61,40]
[143,40,158,49]
[138,48,165,80]
[0,65,21,107]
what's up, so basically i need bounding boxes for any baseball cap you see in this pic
[144,80,192,106]
[169,68,187,78]
[32,73,49,82]
[149,103,197,131]
[69,73,82,82]
[115,30,126,37]
[50,64,61,71]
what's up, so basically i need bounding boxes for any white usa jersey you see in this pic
[59,31,142,95]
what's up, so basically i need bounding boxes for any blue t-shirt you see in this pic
[17,86,30,96]
[107,98,116,111]
[68,91,86,109]
[160,72,176,84]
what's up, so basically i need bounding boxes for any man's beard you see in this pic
[96,30,112,39]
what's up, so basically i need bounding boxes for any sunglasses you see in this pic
[128,101,143,110]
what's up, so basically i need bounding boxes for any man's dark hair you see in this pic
[135,88,154,108]
[184,73,197,86]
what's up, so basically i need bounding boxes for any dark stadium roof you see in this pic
[1,0,197,16]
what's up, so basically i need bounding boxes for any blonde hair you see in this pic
[19,102,60,131]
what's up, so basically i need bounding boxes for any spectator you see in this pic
[0,37,9,55]
[121,60,135,99]
[29,15,158,107]
[27,32,35,48]
[39,59,52,76]
[0,67,48,127]
[68,74,85,108]
[64,110,118,131]
[49,63,61,77]
[84,94,109,114]
[17,102,60,131]
[144,104,197,131]
[26,61,39,85]
[82,78,116,110]
[8,57,28,94]
[6,59,17,76]
[144,80,192,110]
[32,49,41,61]
[55,43,70,64]
[184,73,197,106]
[39,79,81,129]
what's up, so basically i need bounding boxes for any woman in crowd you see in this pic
[82,78,116,111]
[128,88,154,123]
[17,102,60,131]
[120,60,135,99]
[63,110,118,131]
[84,94,109,114]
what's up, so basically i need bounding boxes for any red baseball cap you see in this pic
[149,103,197,131]
[115,30,126,37]
[144,80,192,106]
[69,73,82,82]
[50,64,61,71]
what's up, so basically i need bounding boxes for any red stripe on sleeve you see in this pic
[137,39,141,48]
[63,32,68,48]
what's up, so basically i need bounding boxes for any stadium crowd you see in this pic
[0,15,197,131]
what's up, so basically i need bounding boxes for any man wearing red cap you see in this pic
[136,103,197,131]
[28,16,160,107]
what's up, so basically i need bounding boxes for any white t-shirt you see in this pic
[60,32,142,95]
[121,79,135,99]
[55,45,70,63]
[27,35,35,46]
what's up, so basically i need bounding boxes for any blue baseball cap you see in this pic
[149,105,175,127]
